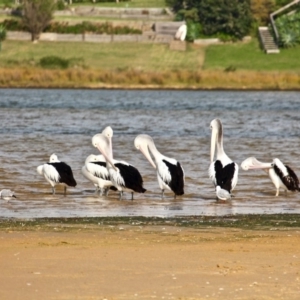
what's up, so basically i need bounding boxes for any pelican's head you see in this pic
[92,133,117,171]
[210,118,223,162]
[241,157,272,171]
[49,153,59,163]
[134,134,157,169]
[102,126,113,139]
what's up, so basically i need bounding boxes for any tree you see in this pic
[0,24,6,51]
[167,0,253,40]
[196,0,253,39]
[22,0,56,42]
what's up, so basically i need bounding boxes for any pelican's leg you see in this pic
[94,187,99,195]
[275,189,279,197]
[64,186,67,196]
[119,191,123,201]
[131,192,134,201]
[99,188,103,197]
[105,188,109,197]
[161,189,164,199]
[52,186,55,195]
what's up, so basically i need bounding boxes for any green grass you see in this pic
[0,40,204,71]
[204,40,300,71]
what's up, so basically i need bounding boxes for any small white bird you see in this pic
[241,157,300,196]
[0,189,16,201]
[81,154,117,196]
[37,153,77,195]
[175,24,187,41]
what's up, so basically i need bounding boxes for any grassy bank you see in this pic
[0,39,299,89]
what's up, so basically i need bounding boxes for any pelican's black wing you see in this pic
[114,163,146,193]
[50,162,77,187]
[214,160,236,192]
[162,160,184,195]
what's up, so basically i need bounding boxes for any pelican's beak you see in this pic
[93,134,118,172]
[96,144,117,171]
[241,157,272,171]
[138,144,157,169]
[210,128,217,163]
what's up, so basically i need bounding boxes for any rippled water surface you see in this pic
[0,89,300,218]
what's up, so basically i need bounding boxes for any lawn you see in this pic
[204,40,300,71]
[0,40,204,71]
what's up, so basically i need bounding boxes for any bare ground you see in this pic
[0,222,300,300]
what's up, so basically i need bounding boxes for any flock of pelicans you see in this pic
[1,118,300,202]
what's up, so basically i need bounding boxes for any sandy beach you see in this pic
[0,220,300,300]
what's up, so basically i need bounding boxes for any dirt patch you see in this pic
[0,221,300,299]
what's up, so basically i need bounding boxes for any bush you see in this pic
[40,56,70,69]
[275,11,300,48]
[44,21,142,35]
[169,0,253,40]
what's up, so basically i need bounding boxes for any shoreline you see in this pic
[1,68,300,90]
[1,214,300,231]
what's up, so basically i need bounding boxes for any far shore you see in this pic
[1,68,300,90]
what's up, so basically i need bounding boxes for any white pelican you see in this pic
[0,189,16,201]
[81,154,117,196]
[241,157,300,196]
[92,133,146,200]
[134,134,184,199]
[37,153,77,195]
[208,118,238,200]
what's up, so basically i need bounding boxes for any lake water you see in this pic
[0,88,300,218]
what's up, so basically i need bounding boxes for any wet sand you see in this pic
[1,221,300,300]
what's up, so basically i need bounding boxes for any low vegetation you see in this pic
[1,214,300,231]
[2,19,142,34]
[0,40,299,89]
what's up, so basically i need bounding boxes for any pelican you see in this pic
[208,118,238,200]
[92,133,146,200]
[37,153,77,195]
[134,134,184,199]
[241,157,300,196]
[81,154,117,196]
[0,189,16,201]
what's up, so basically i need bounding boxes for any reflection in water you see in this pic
[0,89,300,218]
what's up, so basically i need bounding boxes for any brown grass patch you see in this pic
[0,67,299,89]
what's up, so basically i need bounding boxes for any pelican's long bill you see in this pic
[241,157,273,171]
[134,135,157,169]
[92,133,118,171]
[139,144,157,169]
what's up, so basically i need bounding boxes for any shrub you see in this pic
[275,11,300,48]
[40,56,70,69]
